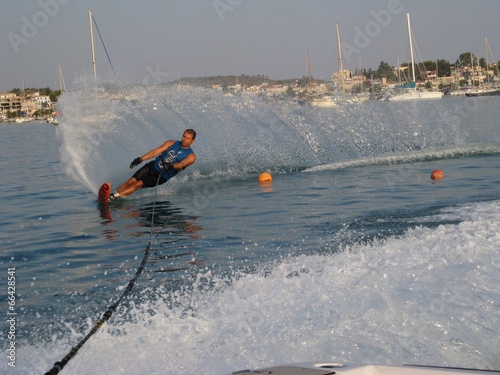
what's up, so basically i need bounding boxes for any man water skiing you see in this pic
[99,129,196,202]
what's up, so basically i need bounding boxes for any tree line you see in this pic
[361,52,500,83]
[9,87,62,103]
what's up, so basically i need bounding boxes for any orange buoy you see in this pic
[431,169,444,180]
[258,172,272,183]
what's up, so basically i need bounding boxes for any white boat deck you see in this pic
[230,362,499,375]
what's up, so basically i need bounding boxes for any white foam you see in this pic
[55,82,500,194]
[11,200,500,374]
[304,144,500,173]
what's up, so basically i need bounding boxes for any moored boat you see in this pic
[386,13,443,102]
[310,95,338,107]
[465,88,500,97]
[387,89,443,101]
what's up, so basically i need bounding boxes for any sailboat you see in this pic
[79,10,122,123]
[310,24,341,108]
[465,88,500,97]
[310,23,365,107]
[465,37,500,97]
[387,13,443,101]
[88,9,116,92]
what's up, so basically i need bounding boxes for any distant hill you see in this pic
[174,75,276,87]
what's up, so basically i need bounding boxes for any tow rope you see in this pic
[45,176,161,374]
[44,241,151,375]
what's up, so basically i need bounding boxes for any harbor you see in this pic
[0,85,63,124]
[2,10,499,119]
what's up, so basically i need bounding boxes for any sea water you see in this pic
[0,83,499,374]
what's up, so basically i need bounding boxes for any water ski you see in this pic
[98,182,112,203]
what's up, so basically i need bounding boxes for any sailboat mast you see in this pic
[485,36,489,85]
[58,64,66,93]
[59,65,63,92]
[397,56,401,85]
[307,48,312,89]
[471,52,474,86]
[89,10,97,82]
[336,22,344,93]
[407,13,415,83]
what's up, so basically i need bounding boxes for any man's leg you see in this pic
[114,177,144,198]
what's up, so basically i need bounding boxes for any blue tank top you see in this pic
[153,141,193,179]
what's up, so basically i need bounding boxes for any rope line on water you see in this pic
[45,177,162,375]
[44,242,151,375]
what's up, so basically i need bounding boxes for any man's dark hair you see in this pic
[185,129,196,140]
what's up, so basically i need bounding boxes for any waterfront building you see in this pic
[0,92,22,116]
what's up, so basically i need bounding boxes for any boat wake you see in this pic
[11,200,500,374]
[55,78,500,193]
[304,144,500,172]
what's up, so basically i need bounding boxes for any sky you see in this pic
[2,0,500,92]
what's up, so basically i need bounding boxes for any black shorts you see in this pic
[132,161,167,188]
